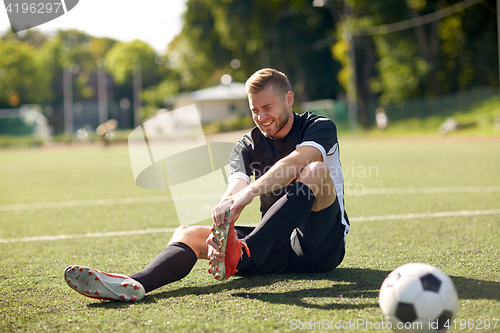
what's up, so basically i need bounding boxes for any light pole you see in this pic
[97,58,108,125]
[133,62,142,127]
[63,65,75,134]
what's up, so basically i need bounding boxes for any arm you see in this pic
[213,145,322,225]
[211,177,248,223]
[222,178,249,198]
[246,145,322,198]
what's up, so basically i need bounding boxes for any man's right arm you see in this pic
[222,178,249,198]
[215,178,249,222]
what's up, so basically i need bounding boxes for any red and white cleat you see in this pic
[64,265,145,302]
[209,209,250,281]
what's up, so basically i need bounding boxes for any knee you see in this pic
[171,225,191,241]
[170,225,210,246]
[297,161,330,185]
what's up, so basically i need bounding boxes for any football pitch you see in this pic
[0,136,499,332]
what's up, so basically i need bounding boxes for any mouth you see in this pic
[261,120,273,127]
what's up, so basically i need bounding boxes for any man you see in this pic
[64,68,349,302]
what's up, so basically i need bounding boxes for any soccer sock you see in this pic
[242,181,315,257]
[129,242,197,293]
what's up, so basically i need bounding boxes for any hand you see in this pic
[211,197,232,226]
[206,232,225,263]
[211,187,255,226]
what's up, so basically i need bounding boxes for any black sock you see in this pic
[243,182,315,257]
[129,242,197,293]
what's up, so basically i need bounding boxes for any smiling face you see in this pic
[248,84,294,139]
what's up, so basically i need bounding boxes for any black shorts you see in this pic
[234,197,346,276]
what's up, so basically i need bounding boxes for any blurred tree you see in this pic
[171,0,341,104]
[105,40,172,122]
[89,37,117,61]
[330,0,498,127]
[36,36,64,106]
[141,73,181,119]
[36,30,97,103]
[105,40,159,87]
[451,0,498,88]
[0,40,51,108]
[168,0,232,90]
[0,29,48,49]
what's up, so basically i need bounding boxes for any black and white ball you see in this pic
[379,263,458,333]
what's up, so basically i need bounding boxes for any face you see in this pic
[248,85,294,139]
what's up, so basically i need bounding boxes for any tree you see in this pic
[0,29,48,49]
[141,73,181,119]
[89,37,117,61]
[330,0,498,127]
[36,30,98,104]
[170,0,341,103]
[105,40,159,87]
[0,40,51,108]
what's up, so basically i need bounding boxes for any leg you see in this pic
[242,162,335,258]
[129,226,211,292]
[295,161,336,212]
[168,225,212,259]
[288,197,346,273]
[65,226,212,301]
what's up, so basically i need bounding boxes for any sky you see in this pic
[0,0,187,53]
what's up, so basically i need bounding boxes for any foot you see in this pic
[208,209,250,281]
[64,265,145,302]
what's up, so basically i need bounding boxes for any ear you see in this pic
[286,91,294,106]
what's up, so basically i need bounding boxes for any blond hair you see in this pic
[245,68,292,100]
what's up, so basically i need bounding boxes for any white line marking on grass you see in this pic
[0,228,177,243]
[350,209,500,222]
[1,209,499,244]
[360,186,500,195]
[1,187,498,212]
[0,196,173,211]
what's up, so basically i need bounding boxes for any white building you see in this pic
[173,82,250,124]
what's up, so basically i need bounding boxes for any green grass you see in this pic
[0,138,499,332]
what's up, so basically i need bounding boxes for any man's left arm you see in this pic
[248,146,321,196]
[217,145,322,224]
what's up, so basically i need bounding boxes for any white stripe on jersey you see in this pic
[228,172,251,185]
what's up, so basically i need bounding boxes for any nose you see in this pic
[257,113,266,122]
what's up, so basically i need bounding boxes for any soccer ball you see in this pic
[379,263,458,333]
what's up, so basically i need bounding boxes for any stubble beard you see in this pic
[258,105,290,138]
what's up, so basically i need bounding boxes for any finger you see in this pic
[215,210,222,226]
[205,233,213,245]
[211,207,217,224]
[228,204,236,223]
[213,207,220,226]
[207,235,219,248]
[217,208,226,226]
[209,250,225,262]
[211,254,225,263]
[216,206,225,226]
[207,248,225,262]
[207,238,225,256]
